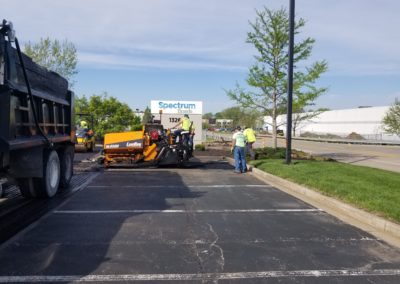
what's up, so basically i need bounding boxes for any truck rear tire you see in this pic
[59,146,74,188]
[17,150,62,198]
[36,150,61,198]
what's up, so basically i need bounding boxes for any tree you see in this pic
[75,95,89,114]
[382,99,400,136]
[292,108,325,137]
[142,107,152,124]
[227,7,327,148]
[215,106,261,129]
[24,37,78,84]
[75,93,140,139]
[202,122,211,130]
[202,112,214,120]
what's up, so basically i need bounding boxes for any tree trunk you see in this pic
[272,117,277,149]
[293,116,297,137]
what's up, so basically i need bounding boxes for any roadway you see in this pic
[255,137,400,173]
[1,156,400,283]
[206,132,400,173]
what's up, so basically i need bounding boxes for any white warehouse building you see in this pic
[264,106,400,141]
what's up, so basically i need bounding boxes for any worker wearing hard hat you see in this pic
[172,114,192,143]
[243,126,256,159]
[80,120,88,130]
[78,120,94,137]
[189,124,196,151]
[231,126,247,173]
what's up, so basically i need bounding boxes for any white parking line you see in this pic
[1,269,399,282]
[54,209,323,214]
[87,185,270,188]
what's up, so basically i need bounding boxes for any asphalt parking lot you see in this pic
[1,156,400,283]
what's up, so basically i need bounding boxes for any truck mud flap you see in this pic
[9,146,43,178]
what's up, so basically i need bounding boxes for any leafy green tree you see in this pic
[215,106,261,129]
[227,7,327,148]
[75,93,140,139]
[202,122,211,130]
[383,99,400,136]
[75,95,89,114]
[24,37,78,84]
[215,107,241,125]
[202,112,214,120]
[142,107,152,124]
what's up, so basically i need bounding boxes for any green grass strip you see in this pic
[251,159,400,223]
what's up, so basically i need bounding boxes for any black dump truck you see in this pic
[0,20,75,198]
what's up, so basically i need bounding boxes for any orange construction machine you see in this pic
[103,123,193,167]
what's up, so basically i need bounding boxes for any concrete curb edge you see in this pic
[225,157,400,248]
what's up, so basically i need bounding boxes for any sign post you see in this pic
[285,0,295,164]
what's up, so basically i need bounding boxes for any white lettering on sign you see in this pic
[105,144,119,149]
[126,142,142,148]
[159,102,196,109]
[151,100,203,115]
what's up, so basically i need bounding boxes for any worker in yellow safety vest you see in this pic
[172,114,192,144]
[78,120,93,137]
[231,126,247,173]
[80,120,88,130]
[243,126,256,159]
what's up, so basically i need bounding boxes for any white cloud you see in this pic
[3,0,267,70]
[298,0,400,75]
[2,0,400,74]
[78,51,247,71]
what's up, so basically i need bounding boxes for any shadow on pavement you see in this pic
[0,167,206,277]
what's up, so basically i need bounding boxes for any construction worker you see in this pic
[189,125,195,151]
[79,120,94,137]
[172,114,192,144]
[80,120,88,131]
[231,126,247,173]
[243,126,256,159]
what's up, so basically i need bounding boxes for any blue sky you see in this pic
[2,0,400,113]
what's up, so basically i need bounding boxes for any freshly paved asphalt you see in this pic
[1,156,400,283]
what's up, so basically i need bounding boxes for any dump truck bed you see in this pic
[0,20,76,198]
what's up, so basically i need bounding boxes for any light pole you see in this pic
[285,0,295,164]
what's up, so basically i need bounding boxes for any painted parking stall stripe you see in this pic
[87,184,270,189]
[1,269,400,282]
[54,209,323,214]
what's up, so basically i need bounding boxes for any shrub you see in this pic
[254,147,286,159]
[346,132,365,140]
[195,144,206,151]
[131,124,143,131]
[254,147,334,162]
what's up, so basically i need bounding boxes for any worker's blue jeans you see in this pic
[174,129,190,146]
[173,129,183,143]
[233,146,247,172]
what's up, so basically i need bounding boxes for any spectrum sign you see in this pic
[151,100,203,115]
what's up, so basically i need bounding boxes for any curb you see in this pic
[225,157,400,248]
